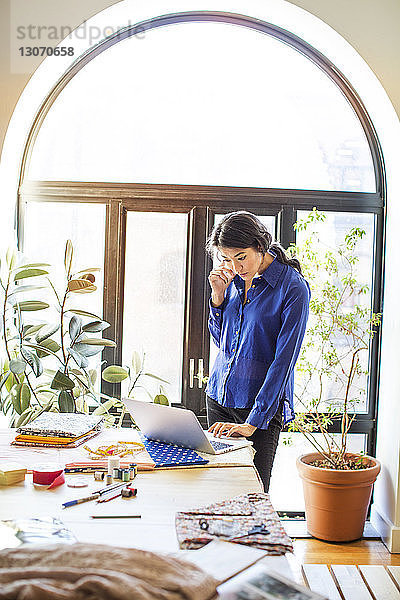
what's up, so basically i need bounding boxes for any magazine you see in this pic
[217,563,327,600]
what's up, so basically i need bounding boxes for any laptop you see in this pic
[122,398,252,455]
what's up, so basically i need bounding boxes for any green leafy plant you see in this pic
[102,350,169,406]
[1,241,170,427]
[287,209,381,469]
[0,241,119,426]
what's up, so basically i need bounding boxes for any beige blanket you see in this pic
[0,543,218,600]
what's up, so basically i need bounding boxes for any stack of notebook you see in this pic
[12,413,104,448]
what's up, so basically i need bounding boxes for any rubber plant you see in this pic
[0,241,119,426]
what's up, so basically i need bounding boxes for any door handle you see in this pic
[189,358,195,388]
[198,358,204,389]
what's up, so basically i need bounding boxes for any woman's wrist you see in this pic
[211,294,225,307]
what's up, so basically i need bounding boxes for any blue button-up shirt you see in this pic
[205,255,310,429]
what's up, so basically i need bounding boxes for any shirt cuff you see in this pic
[209,297,226,318]
[246,407,271,429]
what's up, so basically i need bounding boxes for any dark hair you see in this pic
[205,211,302,274]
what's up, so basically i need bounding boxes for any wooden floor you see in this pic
[280,538,400,599]
[293,538,400,566]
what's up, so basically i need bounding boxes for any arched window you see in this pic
[16,11,384,513]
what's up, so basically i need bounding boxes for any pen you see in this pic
[62,493,100,508]
[90,515,141,519]
[93,481,129,496]
[97,490,122,503]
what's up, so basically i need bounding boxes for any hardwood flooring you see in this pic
[292,538,400,566]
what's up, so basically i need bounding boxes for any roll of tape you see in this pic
[121,488,137,498]
[32,463,65,489]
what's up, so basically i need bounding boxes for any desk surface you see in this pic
[0,428,262,554]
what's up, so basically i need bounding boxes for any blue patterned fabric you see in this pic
[140,436,209,467]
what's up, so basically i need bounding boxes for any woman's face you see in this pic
[219,246,265,281]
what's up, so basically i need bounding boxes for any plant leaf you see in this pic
[18,383,31,413]
[82,320,110,333]
[23,324,45,338]
[73,268,101,276]
[15,407,35,428]
[64,240,73,278]
[143,372,169,384]
[58,390,75,412]
[67,347,89,369]
[6,247,17,269]
[20,347,43,377]
[66,309,102,319]
[35,323,60,344]
[9,359,26,375]
[0,371,12,392]
[36,338,61,359]
[76,337,116,347]
[69,315,82,342]
[131,351,142,377]
[153,394,169,406]
[13,301,49,312]
[7,285,46,302]
[102,365,129,383]
[67,279,96,293]
[50,370,75,390]
[14,262,51,270]
[13,268,49,281]
[73,343,104,357]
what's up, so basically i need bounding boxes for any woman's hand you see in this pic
[208,264,235,306]
[208,421,257,438]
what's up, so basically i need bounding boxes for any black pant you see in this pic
[206,396,283,493]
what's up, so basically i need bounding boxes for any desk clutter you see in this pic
[175,492,293,555]
[12,412,104,448]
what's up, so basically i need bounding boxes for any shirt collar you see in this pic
[233,251,285,290]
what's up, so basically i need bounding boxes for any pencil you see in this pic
[62,493,100,508]
[90,515,141,519]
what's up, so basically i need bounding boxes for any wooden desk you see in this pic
[0,430,262,554]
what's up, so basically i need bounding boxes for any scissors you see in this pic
[227,524,270,540]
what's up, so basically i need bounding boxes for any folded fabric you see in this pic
[175,492,293,554]
[17,412,104,438]
[0,542,218,600]
[12,430,101,448]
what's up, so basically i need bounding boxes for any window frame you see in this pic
[17,11,385,460]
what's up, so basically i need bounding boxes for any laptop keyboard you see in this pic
[210,439,232,451]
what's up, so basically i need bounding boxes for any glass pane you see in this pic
[28,21,375,192]
[295,211,375,413]
[269,433,366,511]
[208,213,276,376]
[24,202,105,318]
[122,212,187,403]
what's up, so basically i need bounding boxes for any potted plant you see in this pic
[288,208,381,542]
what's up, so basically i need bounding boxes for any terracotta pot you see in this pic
[296,452,381,542]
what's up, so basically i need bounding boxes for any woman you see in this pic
[205,211,310,492]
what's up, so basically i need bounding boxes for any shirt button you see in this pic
[216,312,219,316]
[235,330,239,334]
[252,285,255,288]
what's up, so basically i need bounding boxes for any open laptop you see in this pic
[123,398,252,455]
